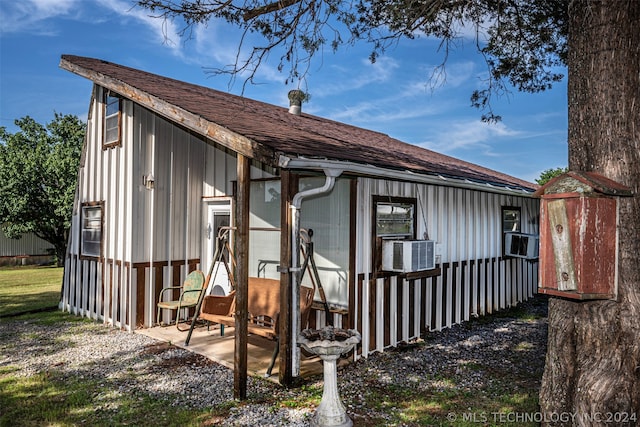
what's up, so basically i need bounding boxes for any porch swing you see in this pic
[184,226,331,376]
[184,226,236,341]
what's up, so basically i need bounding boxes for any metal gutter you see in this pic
[278,156,536,196]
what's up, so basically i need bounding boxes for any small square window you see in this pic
[502,207,521,232]
[81,204,103,258]
[103,91,121,147]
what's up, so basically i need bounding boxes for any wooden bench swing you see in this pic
[185,228,330,377]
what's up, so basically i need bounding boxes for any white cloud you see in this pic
[188,22,298,91]
[0,0,182,57]
[193,24,233,65]
[419,120,520,155]
[328,97,441,126]
[363,56,399,83]
[27,0,77,14]
[317,59,463,126]
[311,55,399,99]
[452,19,488,42]
[426,60,476,90]
[0,0,80,34]
[95,0,184,57]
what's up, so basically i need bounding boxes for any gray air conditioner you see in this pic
[504,232,539,259]
[382,240,436,273]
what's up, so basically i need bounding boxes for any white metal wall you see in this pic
[62,85,135,328]
[354,177,539,357]
[132,106,209,327]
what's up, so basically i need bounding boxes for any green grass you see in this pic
[0,366,212,427]
[0,265,63,317]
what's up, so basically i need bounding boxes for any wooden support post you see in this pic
[234,154,250,399]
[279,170,297,385]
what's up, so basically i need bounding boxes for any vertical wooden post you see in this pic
[234,154,250,399]
[279,170,297,385]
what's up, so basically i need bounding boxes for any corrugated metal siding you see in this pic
[0,230,54,257]
[354,177,539,358]
[62,86,135,328]
[204,144,236,197]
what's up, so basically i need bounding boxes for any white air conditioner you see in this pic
[504,232,539,259]
[382,240,436,272]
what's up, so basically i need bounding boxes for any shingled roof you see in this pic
[60,54,537,193]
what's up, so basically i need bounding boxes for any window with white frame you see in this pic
[103,91,121,147]
[81,204,103,258]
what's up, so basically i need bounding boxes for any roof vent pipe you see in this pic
[288,90,306,115]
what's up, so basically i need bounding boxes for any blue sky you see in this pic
[0,0,568,183]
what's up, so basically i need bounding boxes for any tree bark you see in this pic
[539,1,640,425]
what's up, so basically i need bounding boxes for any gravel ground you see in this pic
[0,297,548,426]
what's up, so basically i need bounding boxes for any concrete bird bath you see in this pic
[299,326,361,427]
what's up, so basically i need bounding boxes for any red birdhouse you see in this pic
[534,171,632,300]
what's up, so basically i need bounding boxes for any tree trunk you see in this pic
[539,1,640,425]
[55,246,66,267]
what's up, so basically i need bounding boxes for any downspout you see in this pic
[290,168,343,377]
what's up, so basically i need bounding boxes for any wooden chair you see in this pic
[156,270,205,330]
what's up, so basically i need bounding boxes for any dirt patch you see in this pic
[141,342,175,355]
[142,342,216,371]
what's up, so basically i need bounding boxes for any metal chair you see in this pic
[156,270,205,330]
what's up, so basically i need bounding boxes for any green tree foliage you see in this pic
[535,166,568,185]
[137,0,567,122]
[0,114,84,266]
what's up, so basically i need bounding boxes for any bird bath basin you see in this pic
[299,326,361,427]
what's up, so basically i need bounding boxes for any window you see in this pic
[502,206,521,257]
[376,201,415,239]
[103,91,121,147]
[502,207,521,232]
[81,204,103,258]
[372,196,417,274]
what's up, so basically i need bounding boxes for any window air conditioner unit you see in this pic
[504,232,539,259]
[382,240,435,273]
